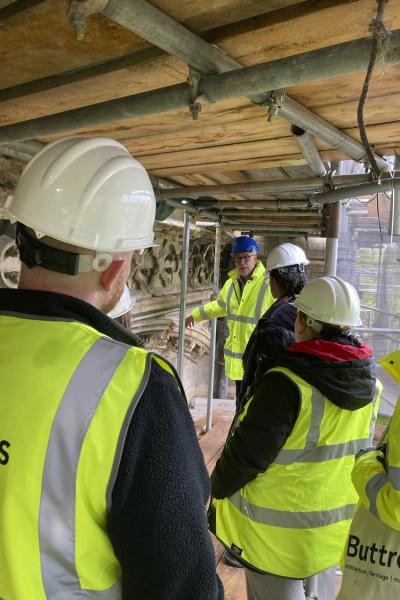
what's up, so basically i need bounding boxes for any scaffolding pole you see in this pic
[1,29,400,143]
[324,201,341,276]
[206,223,221,432]
[389,157,400,237]
[177,208,191,377]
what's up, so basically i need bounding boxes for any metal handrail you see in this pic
[360,304,400,321]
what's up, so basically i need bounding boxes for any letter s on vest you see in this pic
[0,440,10,465]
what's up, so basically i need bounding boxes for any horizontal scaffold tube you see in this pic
[314,178,400,204]
[0,30,399,142]
[103,0,389,170]
[220,210,320,218]
[158,175,373,199]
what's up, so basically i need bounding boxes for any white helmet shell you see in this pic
[108,285,135,319]
[6,136,156,252]
[294,276,361,327]
[266,243,309,272]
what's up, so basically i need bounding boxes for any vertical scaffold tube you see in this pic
[177,208,190,377]
[206,223,221,432]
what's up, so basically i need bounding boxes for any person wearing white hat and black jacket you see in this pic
[209,276,380,600]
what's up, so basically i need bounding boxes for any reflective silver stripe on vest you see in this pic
[274,386,324,464]
[199,305,208,320]
[389,466,400,490]
[225,276,268,324]
[226,283,235,320]
[274,437,370,464]
[227,314,258,325]
[369,384,381,442]
[273,384,371,464]
[254,277,268,322]
[106,352,153,510]
[366,472,388,516]
[217,298,226,309]
[224,348,244,360]
[229,491,356,529]
[39,337,131,598]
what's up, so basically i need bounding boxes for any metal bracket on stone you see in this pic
[187,67,202,121]
[260,89,287,122]
[67,0,109,41]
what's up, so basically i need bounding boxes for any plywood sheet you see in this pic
[211,0,400,66]
[0,0,398,183]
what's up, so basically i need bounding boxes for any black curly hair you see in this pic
[270,265,307,297]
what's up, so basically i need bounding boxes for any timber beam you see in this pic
[0,30,399,143]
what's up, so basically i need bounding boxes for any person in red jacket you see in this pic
[210,276,380,600]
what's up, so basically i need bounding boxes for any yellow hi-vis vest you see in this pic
[192,261,273,380]
[213,367,382,578]
[0,313,174,600]
[352,392,400,531]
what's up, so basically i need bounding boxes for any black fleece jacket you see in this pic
[0,289,223,600]
[240,298,297,410]
[211,330,376,501]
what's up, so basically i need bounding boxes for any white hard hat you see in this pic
[108,285,135,319]
[266,243,309,272]
[5,136,156,252]
[294,276,361,327]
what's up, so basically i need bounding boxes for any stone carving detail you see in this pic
[130,247,159,293]
[0,157,23,207]
[145,321,210,359]
[0,215,223,296]
[188,240,214,288]
[0,237,20,289]
[129,233,217,297]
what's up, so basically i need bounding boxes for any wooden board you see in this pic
[210,0,400,67]
[0,0,150,88]
[217,558,247,599]
[0,0,398,192]
[197,409,233,473]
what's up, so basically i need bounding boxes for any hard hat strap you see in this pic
[275,264,305,274]
[306,316,323,333]
[16,223,112,276]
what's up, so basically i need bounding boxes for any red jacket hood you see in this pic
[288,338,372,362]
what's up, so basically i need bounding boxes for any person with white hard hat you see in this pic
[239,243,309,410]
[0,137,223,600]
[209,276,381,600]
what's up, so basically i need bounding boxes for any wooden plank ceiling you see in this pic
[0,0,398,233]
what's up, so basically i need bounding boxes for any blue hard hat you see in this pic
[232,236,259,255]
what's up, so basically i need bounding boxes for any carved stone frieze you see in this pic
[128,227,218,299]
[144,320,210,360]
[0,156,23,206]
[0,238,19,288]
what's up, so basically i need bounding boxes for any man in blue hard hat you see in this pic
[186,235,273,409]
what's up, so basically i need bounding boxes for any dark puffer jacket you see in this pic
[239,299,297,411]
